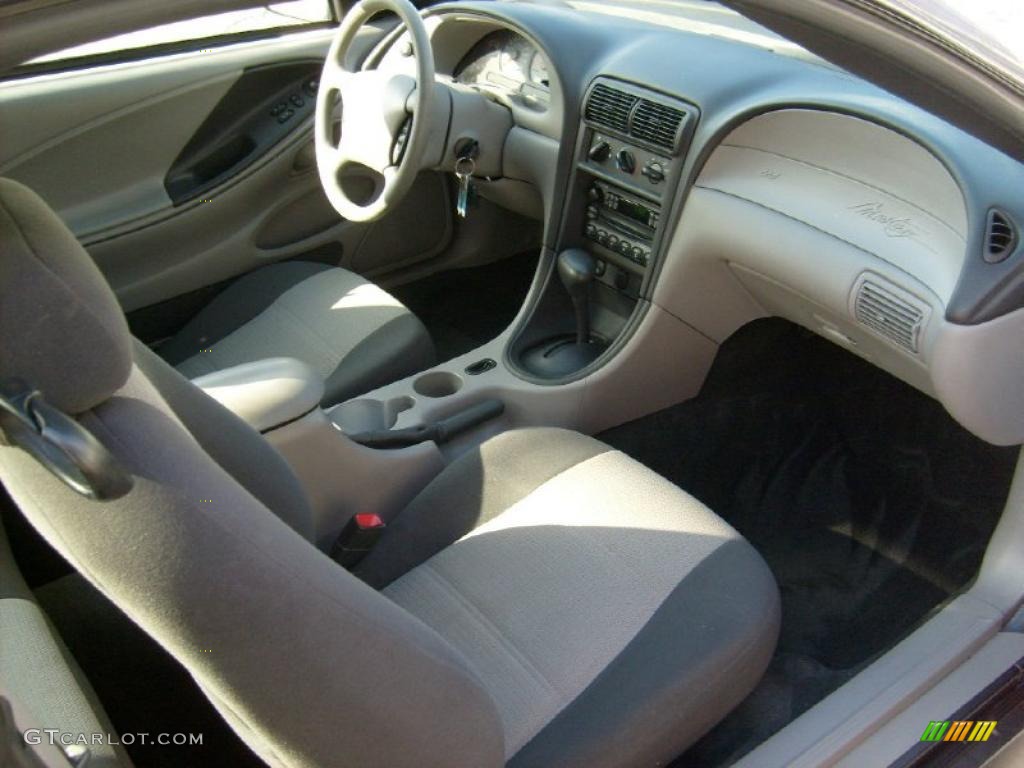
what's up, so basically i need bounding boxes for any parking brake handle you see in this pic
[348,398,505,449]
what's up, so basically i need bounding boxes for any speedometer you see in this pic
[499,45,526,78]
[529,53,550,88]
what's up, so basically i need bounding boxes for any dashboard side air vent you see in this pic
[853,276,928,354]
[631,99,687,150]
[585,83,636,134]
[984,209,1018,263]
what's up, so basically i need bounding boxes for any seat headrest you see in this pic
[0,179,131,413]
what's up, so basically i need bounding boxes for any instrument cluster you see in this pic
[454,29,551,109]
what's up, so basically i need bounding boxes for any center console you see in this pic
[510,77,698,380]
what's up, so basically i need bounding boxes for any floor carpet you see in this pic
[391,251,539,363]
[598,318,1020,767]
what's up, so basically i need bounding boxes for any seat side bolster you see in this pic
[134,340,316,541]
[509,538,781,768]
[157,261,332,366]
[322,313,436,405]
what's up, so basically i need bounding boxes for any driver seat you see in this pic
[158,260,436,405]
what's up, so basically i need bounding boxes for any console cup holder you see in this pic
[413,371,463,398]
[329,395,415,434]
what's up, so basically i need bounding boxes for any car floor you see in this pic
[390,250,539,363]
[598,318,1021,767]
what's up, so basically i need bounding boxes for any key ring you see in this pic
[455,156,475,177]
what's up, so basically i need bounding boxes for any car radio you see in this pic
[583,181,660,267]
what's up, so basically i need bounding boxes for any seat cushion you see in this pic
[160,261,435,404]
[380,428,780,767]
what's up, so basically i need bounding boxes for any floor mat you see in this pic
[390,251,539,363]
[35,575,265,768]
[597,318,1020,767]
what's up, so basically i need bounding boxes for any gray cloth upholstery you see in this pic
[133,340,314,540]
[157,262,332,365]
[0,521,131,767]
[0,178,131,413]
[509,540,779,768]
[356,428,611,588]
[161,261,436,405]
[383,429,781,766]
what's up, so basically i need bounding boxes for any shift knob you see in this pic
[557,249,597,345]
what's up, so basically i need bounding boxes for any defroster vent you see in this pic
[853,276,927,354]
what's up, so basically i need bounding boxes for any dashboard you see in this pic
[372,1,1024,446]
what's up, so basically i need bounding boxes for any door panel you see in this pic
[0,24,453,312]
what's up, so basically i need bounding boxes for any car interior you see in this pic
[1,0,1023,767]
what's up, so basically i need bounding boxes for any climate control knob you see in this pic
[616,149,636,174]
[588,141,611,163]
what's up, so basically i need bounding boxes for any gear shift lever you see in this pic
[558,249,597,345]
[519,248,607,378]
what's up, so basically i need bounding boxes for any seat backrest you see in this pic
[0,178,505,768]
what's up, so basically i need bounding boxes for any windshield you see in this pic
[873,1,1023,86]
[566,0,815,59]
[571,0,1022,86]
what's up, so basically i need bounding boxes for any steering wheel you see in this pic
[315,0,435,222]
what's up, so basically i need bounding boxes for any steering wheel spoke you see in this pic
[315,0,435,223]
[320,55,355,92]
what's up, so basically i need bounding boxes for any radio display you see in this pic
[614,198,652,227]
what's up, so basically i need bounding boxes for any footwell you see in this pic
[598,318,1020,767]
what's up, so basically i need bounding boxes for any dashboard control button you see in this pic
[616,149,636,174]
[607,235,619,248]
[586,205,599,219]
[588,141,611,163]
[585,223,598,239]
[290,94,305,107]
[597,229,609,245]
[617,240,632,256]
[587,185,604,203]
[270,102,287,116]
[277,109,295,124]
[595,259,607,277]
[304,79,319,96]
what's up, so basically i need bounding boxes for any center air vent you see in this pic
[631,100,687,150]
[853,276,927,354]
[584,81,690,152]
[984,209,1018,263]
[585,83,636,134]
